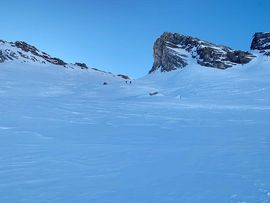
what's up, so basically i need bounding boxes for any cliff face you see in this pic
[149,32,255,73]
[251,32,270,56]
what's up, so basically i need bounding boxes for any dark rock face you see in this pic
[75,62,88,69]
[14,41,39,54]
[251,32,270,56]
[149,32,255,73]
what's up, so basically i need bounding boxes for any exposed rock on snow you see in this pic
[117,74,131,80]
[149,32,255,73]
[251,32,270,56]
[75,62,88,69]
[149,91,159,96]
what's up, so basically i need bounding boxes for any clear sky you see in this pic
[0,0,269,77]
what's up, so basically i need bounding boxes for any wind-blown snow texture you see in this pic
[1,55,270,203]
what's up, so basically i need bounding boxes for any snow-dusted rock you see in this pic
[0,40,67,65]
[251,32,270,56]
[149,32,255,73]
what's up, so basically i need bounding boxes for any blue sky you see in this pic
[0,0,269,77]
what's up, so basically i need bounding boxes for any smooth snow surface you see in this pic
[1,58,270,203]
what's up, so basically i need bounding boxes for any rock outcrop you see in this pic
[117,74,130,80]
[149,32,255,73]
[251,32,270,56]
[75,62,88,69]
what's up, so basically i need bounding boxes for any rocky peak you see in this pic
[0,39,67,66]
[251,32,270,56]
[149,32,255,73]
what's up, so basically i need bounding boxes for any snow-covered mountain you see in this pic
[0,39,131,80]
[149,32,270,73]
[1,34,270,203]
[0,40,68,65]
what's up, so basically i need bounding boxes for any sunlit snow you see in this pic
[1,56,270,202]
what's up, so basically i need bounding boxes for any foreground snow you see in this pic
[0,60,270,203]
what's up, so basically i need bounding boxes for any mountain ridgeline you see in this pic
[0,39,130,79]
[149,32,270,73]
[1,32,270,75]
[0,40,68,66]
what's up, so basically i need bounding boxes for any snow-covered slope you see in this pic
[1,38,270,202]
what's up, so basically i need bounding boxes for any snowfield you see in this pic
[1,57,270,203]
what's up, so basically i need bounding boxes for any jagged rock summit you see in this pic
[149,32,256,73]
[251,32,270,56]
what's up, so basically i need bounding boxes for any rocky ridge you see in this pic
[0,39,128,78]
[149,32,258,73]
[1,33,269,77]
[0,40,67,66]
